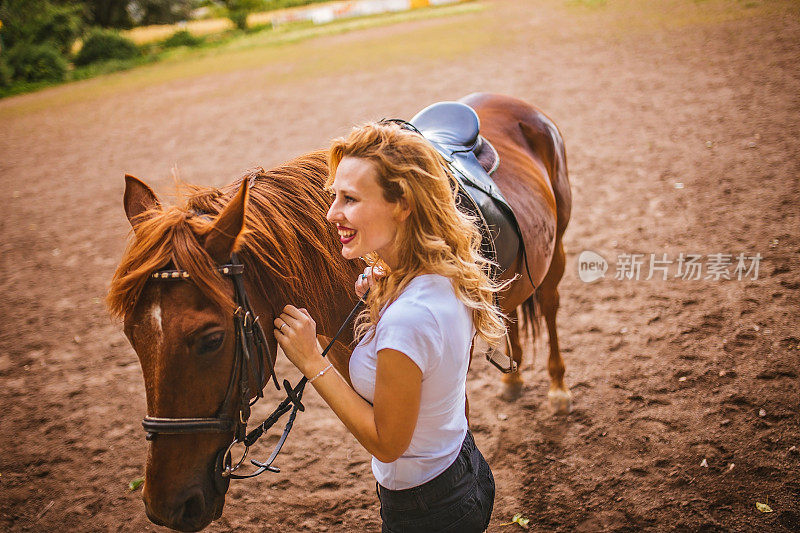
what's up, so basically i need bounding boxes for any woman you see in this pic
[273,121,506,532]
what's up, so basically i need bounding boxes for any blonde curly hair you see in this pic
[327,121,508,346]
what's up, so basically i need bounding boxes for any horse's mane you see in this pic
[107,151,358,322]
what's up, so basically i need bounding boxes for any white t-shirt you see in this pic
[349,274,474,490]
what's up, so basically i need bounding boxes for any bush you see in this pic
[163,30,203,48]
[0,0,83,54]
[135,0,197,26]
[5,42,67,82]
[0,58,13,88]
[224,0,263,30]
[33,2,84,55]
[75,29,139,66]
[228,9,249,30]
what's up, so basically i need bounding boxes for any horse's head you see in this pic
[112,175,269,531]
[110,159,361,530]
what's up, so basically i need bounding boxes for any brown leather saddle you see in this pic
[410,101,521,278]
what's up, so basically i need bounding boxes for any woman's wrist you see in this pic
[301,354,330,380]
[307,361,334,383]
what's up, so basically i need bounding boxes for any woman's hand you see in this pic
[355,265,385,299]
[274,305,323,377]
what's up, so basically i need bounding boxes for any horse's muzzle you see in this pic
[143,481,223,532]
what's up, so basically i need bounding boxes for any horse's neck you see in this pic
[243,275,355,330]
[315,285,359,384]
[245,275,358,384]
[315,284,360,344]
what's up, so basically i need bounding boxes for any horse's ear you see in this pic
[204,180,248,263]
[124,174,161,229]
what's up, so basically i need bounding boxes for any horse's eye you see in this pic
[196,331,224,356]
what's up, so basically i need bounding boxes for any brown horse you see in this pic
[108,93,570,531]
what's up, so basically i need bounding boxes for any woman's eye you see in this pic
[344,195,356,203]
[196,331,224,355]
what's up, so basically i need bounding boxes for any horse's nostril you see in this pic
[178,489,205,525]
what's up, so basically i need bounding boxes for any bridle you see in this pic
[140,252,364,494]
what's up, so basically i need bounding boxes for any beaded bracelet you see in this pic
[308,362,333,384]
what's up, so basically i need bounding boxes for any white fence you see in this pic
[272,0,469,26]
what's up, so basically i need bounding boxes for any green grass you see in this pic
[0,55,161,99]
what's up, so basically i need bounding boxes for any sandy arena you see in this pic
[0,0,798,531]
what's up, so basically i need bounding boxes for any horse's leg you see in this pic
[539,239,571,414]
[500,316,524,401]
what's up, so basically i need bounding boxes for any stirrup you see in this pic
[485,333,517,373]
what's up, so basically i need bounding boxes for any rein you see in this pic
[141,253,365,494]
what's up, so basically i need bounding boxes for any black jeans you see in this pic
[376,430,495,533]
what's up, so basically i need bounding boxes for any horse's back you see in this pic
[461,93,571,287]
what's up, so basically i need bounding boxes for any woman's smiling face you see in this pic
[326,156,406,269]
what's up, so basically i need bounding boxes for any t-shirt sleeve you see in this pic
[374,302,442,375]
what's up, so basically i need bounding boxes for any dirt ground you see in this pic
[1,0,798,531]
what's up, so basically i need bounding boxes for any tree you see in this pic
[135,0,198,26]
[223,0,263,30]
[82,1,199,28]
[0,0,82,84]
[0,0,84,53]
[83,0,133,29]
